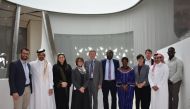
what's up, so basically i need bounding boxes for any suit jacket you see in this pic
[84,59,103,88]
[101,59,120,81]
[133,64,150,86]
[8,60,32,96]
[151,59,154,65]
[72,68,89,90]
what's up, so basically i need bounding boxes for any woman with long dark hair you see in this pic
[53,53,72,109]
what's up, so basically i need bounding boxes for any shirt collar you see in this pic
[90,59,95,61]
[20,59,27,64]
[146,58,152,61]
[107,59,113,61]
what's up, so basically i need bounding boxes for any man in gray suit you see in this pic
[85,50,103,109]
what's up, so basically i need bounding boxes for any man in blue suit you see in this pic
[101,50,119,109]
[8,48,32,109]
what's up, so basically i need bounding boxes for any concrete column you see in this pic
[27,20,42,61]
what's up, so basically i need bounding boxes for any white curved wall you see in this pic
[158,37,190,109]
[49,0,179,54]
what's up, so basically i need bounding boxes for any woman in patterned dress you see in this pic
[116,57,135,109]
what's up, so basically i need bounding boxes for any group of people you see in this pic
[8,47,183,109]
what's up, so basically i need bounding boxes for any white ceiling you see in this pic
[7,0,142,14]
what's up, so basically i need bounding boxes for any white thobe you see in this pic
[29,60,56,109]
[148,63,169,109]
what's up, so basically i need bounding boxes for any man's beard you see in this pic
[21,56,28,61]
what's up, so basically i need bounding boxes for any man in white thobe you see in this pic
[29,49,56,109]
[148,53,169,109]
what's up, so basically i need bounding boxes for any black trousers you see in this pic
[169,80,182,109]
[135,85,151,109]
[102,80,117,109]
[54,87,70,109]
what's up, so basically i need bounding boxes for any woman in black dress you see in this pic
[53,53,72,109]
[71,57,91,109]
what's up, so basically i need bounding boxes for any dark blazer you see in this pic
[53,64,72,88]
[133,64,150,86]
[151,59,154,65]
[72,68,89,90]
[101,59,120,80]
[8,60,32,96]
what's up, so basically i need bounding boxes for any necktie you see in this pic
[90,60,94,78]
[108,60,111,80]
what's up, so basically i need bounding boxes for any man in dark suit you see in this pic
[8,48,32,109]
[101,50,119,109]
[145,49,154,67]
[85,50,103,109]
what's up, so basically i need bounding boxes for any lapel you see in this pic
[27,63,30,69]
[139,65,146,77]
[112,59,115,67]
[18,60,25,75]
[151,59,154,65]
[112,59,117,71]
[103,59,106,67]
[93,59,97,69]
[27,64,30,71]
[135,66,139,77]
[94,60,99,76]
[134,66,138,74]
[102,59,106,73]
[76,68,82,80]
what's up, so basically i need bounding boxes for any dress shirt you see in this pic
[20,59,30,85]
[105,59,115,80]
[145,59,152,68]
